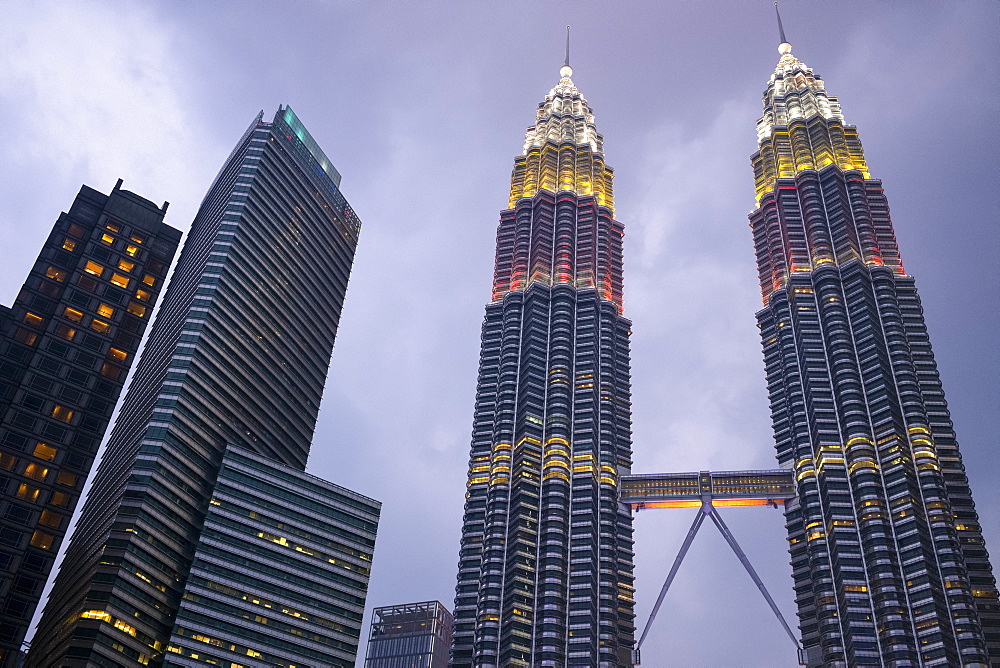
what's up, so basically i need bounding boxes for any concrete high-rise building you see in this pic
[0,181,180,663]
[365,600,453,668]
[29,106,375,666]
[451,56,635,667]
[750,19,999,666]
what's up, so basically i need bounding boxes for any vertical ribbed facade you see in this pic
[451,66,635,668]
[751,42,999,666]
[29,106,363,666]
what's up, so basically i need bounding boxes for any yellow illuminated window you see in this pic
[39,510,62,529]
[97,303,115,318]
[32,443,57,461]
[45,266,67,282]
[62,238,77,251]
[142,274,156,286]
[100,363,122,380]
[118,258,135,272]
[125,244,140,257]
[16,484,40,502]
[108,348,128,362]
[100,233,115,245]
[110,273,130,288]
[51,405,74,423]
[0,453,16,471]
[135,288,151,302]
[30,530,54,550]
[63,307,84,322]
[55,323,77,340]
[127,302,147,317]
[84,261,104,276]
[23,463,49,482]
[23,312,43,326]
[14,329,37,346]
[105,223,121,233]
[50,491,69,507]
[56,471,78,487]
[90,319,111,334]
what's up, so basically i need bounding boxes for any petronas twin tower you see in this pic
[452,24,998,668]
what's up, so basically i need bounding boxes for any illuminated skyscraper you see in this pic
[0,182,180,663]
[29,106,376,666]
[451,56,635,667]
[750,19,999,666]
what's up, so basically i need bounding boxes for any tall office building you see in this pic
[30,106,370,665]
[451,59,635,667]
[0,182,180,663]
[365,600,453,668]
[750,24,999,666]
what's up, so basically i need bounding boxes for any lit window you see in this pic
[84,261,104,276]
[45,266,67,282]
[51,405,74,423]
[30,530,54,550]
[23,463,49,482]
[109,348,128,362]
[118,258,135,273]
[110,273,130,288]
[55,323,76,340]
[32,443,57,461]
[50,491,69,507]
[127,302,147,317]
[135,289,151,302]
[0,453,16,471]
[90,319,111,334]
[142,274,156,286]
[125,244,140,257]
[100,233,116,245]
[105,223,121,233]
[63,307,84,322]
[56,471,78,487]
[97,303,115,318]
[68,224,86,237]
[62,239,77,251]
[23,312,44,327]
[38,510,61,528]
[100,363,122,380]
[130,233,145,244]
[16,483,40,502]
[14,329,37,346]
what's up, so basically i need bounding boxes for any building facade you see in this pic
[365,600,453,668]
[167,445,379,666]
[750,35,999,665]
[29,106,369,666]
[451,62,635,667]
[0,182,180,663]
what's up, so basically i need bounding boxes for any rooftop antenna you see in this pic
[560,25,573,78]
[774,2,792,54]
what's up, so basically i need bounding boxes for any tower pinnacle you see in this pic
[775,2,792,54]
[560,25,573,78]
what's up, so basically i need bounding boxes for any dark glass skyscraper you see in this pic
[451,62,635,667]
[30,106,368,665]
[750,33,999,665]
[0,182,180,663]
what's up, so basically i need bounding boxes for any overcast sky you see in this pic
[2,1,997,665]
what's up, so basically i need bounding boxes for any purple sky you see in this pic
[2,2,997,665]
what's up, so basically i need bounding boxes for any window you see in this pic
[130,233,145,244]
[125,244,140,257]
[55,324,76,340]
[0,453,16,471]
[23,312,44,327]
[142,274,156,286]
[100,363,122,380]
[105,223,121,233]
[118,258,135,273]
[90,319,111,334]
[30,531,54,549]
[23,464,49,482]
[16,484,40,503]
[97,303,115,318]
[62,239,77,251]
[63,307,84,322]
[68,223,86,237]
[51,405,74,423]
[127,302,147,317]
[77,275,99,292]
[32,443,57,461]
[50,491,69,508]
[100,233,115,245]
[45,267,67,282]
[134,289,151,302]
[84,261,104,276]
[108,348,128,362]
[56,472,77,487]
[39,510,62,529]
[14,329,37,346]
[110,273,130,289]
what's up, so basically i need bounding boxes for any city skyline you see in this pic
[1,2,996,665]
